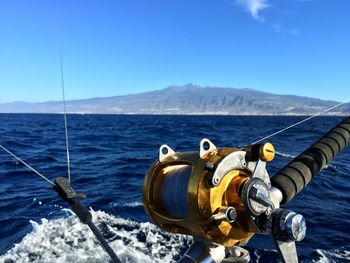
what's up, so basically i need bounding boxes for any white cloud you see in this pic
[235,1,300,36]
[235,0,270,21]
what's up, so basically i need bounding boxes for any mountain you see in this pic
[0,84,349,115]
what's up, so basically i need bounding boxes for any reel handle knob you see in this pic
[271,209,306,242]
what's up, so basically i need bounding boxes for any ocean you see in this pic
[0,114,349,263]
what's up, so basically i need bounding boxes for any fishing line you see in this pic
[57,0,71,183]
[247,101,347,146]
[275,151,296,159]
[0,144,54,186]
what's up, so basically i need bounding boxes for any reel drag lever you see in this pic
[54,177,121,263]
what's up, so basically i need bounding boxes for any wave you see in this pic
[0,209,191,263]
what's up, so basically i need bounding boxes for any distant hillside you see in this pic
[0,84,349,115]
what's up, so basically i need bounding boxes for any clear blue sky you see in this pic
[0,0,349,103]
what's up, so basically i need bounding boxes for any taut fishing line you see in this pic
[245,101,348,148]
[0,144,54,186]
[56,0,71,183]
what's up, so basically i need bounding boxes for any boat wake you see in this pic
[0,209,190,263]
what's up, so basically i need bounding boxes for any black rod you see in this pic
[54,177,121,263]
[271,116,350,204]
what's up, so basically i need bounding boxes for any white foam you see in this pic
[0,209,191,263]
[110,201,144,208]
[313,248,350,263]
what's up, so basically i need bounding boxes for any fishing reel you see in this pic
[143,139,306,263]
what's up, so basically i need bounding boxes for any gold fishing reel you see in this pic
[142,139,284,247]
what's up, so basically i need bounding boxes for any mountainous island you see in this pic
[0,84,349,115]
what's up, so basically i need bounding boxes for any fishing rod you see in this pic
[54,177,122,263]
[143,116,350,262]
[0,144,121,262]
[0,144,122,263]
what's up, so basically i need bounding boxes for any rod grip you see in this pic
[271,117,350,204]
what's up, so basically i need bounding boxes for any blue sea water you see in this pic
[0,114,349,262]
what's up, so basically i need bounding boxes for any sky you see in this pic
[0,0,349,103]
